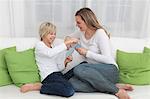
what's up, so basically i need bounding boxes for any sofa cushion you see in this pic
[143,47,150,53]
[0,47,16,86]
[117,50,150,85]
[5,48,40,87]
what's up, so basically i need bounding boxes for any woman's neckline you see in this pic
[84,29,97,41]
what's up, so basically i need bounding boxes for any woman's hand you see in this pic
[64,55,73,67]
[76,48,88,57]
[64,37,79,49]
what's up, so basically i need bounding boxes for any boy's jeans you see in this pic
[40,72,74,97]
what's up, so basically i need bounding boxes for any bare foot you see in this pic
[115,89,131,99]
[116,84,133,91]
[20,83,42,93]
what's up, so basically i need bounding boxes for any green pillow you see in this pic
[5,48,40,87]
[143,47,150,53]
[0,47,16,86]
[117,50,150,85]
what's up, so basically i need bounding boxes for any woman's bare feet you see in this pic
[116,84,133,91]
[20,83,42,93]
[115,89,131,99]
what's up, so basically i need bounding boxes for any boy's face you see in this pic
[43,32,56,44]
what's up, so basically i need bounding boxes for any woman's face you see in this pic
[75,16,87,32]
[43,32,56,44]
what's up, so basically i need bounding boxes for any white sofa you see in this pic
[0,37,150,99]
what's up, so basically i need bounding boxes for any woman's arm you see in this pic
[86,30,115,64]
[76,29,115,64]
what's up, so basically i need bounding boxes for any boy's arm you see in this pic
[36,43,67,58]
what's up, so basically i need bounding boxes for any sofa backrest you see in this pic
[110,37,148,58]
[0,38,63,51]
[0,37,149,53]
[0,38,39,51]
[1,37,149,52]
[0,37,149,73]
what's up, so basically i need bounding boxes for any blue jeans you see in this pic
[40,72,75,97]
[69,63,119,95]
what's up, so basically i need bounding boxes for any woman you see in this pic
[67,8,133,99]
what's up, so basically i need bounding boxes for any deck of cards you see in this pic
[66,44,81,57]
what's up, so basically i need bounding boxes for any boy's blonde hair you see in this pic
[39,22,56,40]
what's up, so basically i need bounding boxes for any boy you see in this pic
[20,22,78,97]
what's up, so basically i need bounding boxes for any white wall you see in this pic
[0,0,150,39]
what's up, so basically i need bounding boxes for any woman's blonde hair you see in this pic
[39,22,56,40]
[75,8,110,38]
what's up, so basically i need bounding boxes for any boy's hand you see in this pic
[64,55,73,67]
[64,37,79,49]
[64,36,71,41]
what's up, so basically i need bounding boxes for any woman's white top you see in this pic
[35,41,67,81]
[69,29,117,67]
